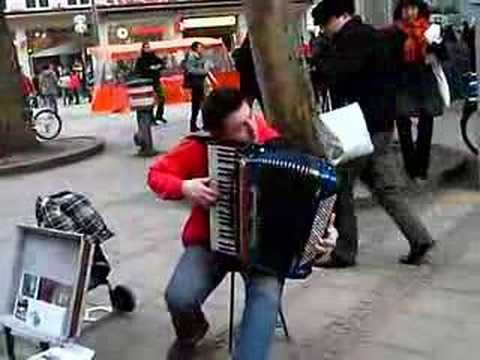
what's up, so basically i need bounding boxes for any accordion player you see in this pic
[208,141,340,278]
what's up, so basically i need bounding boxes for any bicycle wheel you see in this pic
[460,100,479,156]
[32,109,62,140]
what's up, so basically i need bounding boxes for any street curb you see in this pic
[0,136,105,176]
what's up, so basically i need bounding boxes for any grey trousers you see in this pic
[333,132,434,263]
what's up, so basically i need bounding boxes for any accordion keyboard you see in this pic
[208,144,240,256]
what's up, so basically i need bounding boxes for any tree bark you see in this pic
[244,0,324,157]
[0,13,37,157]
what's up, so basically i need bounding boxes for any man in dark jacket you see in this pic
[311,0,435,267]
[135,42,167,125]
[184,41,209,132]
[232,35,264,110]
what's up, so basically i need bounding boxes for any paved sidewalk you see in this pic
[1,103,479,360]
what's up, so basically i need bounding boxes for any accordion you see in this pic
[208,141,339,277]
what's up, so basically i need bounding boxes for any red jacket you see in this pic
[148,115,280,248]
[69,73,82,91]
[20,74,35,97]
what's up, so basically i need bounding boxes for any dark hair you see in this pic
[393,0,430,21]
[202,88,246,132]
[191,41,203,51]
[312,0,355,26]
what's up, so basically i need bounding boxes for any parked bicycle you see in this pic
[25,96,63,141]
[459,73,479,156]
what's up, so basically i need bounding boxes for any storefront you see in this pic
[8,12,95,76]
[96,0,244,49]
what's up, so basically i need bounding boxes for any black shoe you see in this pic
[160,118,168,124]
[399,241,436,265]
[313,251,356,269]
[167,319,209,360]
[166,341,195,360]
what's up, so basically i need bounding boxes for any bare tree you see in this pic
[0,9,37,157]
[244,0,324,157]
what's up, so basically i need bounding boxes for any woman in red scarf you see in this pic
[393,0,444,182]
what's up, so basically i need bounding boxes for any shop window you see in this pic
[67,0,90,5]
[26,0,49,7]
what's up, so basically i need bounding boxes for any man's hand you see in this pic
[182,178,219,208]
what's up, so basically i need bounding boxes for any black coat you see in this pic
[232,37,262,104]
[134,52,165,83]
[312,18,396,135]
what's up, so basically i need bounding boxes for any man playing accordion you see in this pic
[148,88,336,360]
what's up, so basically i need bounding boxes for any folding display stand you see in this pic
[0,225,95,359]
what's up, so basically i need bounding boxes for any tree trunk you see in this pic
[0,13,38,157]
[244,0,324,157]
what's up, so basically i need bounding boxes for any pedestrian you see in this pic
[461,21,476,71]
[20,72,35,99]
[232,35,264,110]
[393,0,444,182]
[134,42,168,125]
[311,0,435,267]
[69,71,82,105]
[183,41,209,132]
[38,63,59,113]
[148,88,282,360]
[58,70,72,106]
[310,30,332,105]
[443,25,471,101]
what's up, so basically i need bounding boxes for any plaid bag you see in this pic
[35,191,114,244]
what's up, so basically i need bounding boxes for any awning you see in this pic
[32,41,81,58]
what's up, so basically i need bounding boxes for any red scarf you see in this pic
[399,17,429,64]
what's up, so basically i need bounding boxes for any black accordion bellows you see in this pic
[209,142,339,277]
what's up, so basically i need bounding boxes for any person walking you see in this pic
[393,0,445,182]
[232,35,264,110]
[58,70,71,106]
[38,63,59,113]
[184,41,208,132]
[311,0,435,267]
[69,71,82,105]
[134,42,168,125]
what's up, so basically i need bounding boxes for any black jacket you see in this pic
[312,18,396,134]
[232,37,262,103]
[134,51,166,83]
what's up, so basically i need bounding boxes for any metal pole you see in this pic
[90,0,100,43]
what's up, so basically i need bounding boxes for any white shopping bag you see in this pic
[316,101,374,165]
[428,54,451,108]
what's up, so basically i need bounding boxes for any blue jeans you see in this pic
[165,246,282,360]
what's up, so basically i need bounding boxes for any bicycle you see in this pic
[25,96,63,141]
[459,72,479,156]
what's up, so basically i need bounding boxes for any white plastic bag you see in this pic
[428,54,451,108]
[315,100,374,166]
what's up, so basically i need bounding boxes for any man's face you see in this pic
[143,44,152,53]
[217,102,258,143]
[323,16,345,38]
[195,45,204,55]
